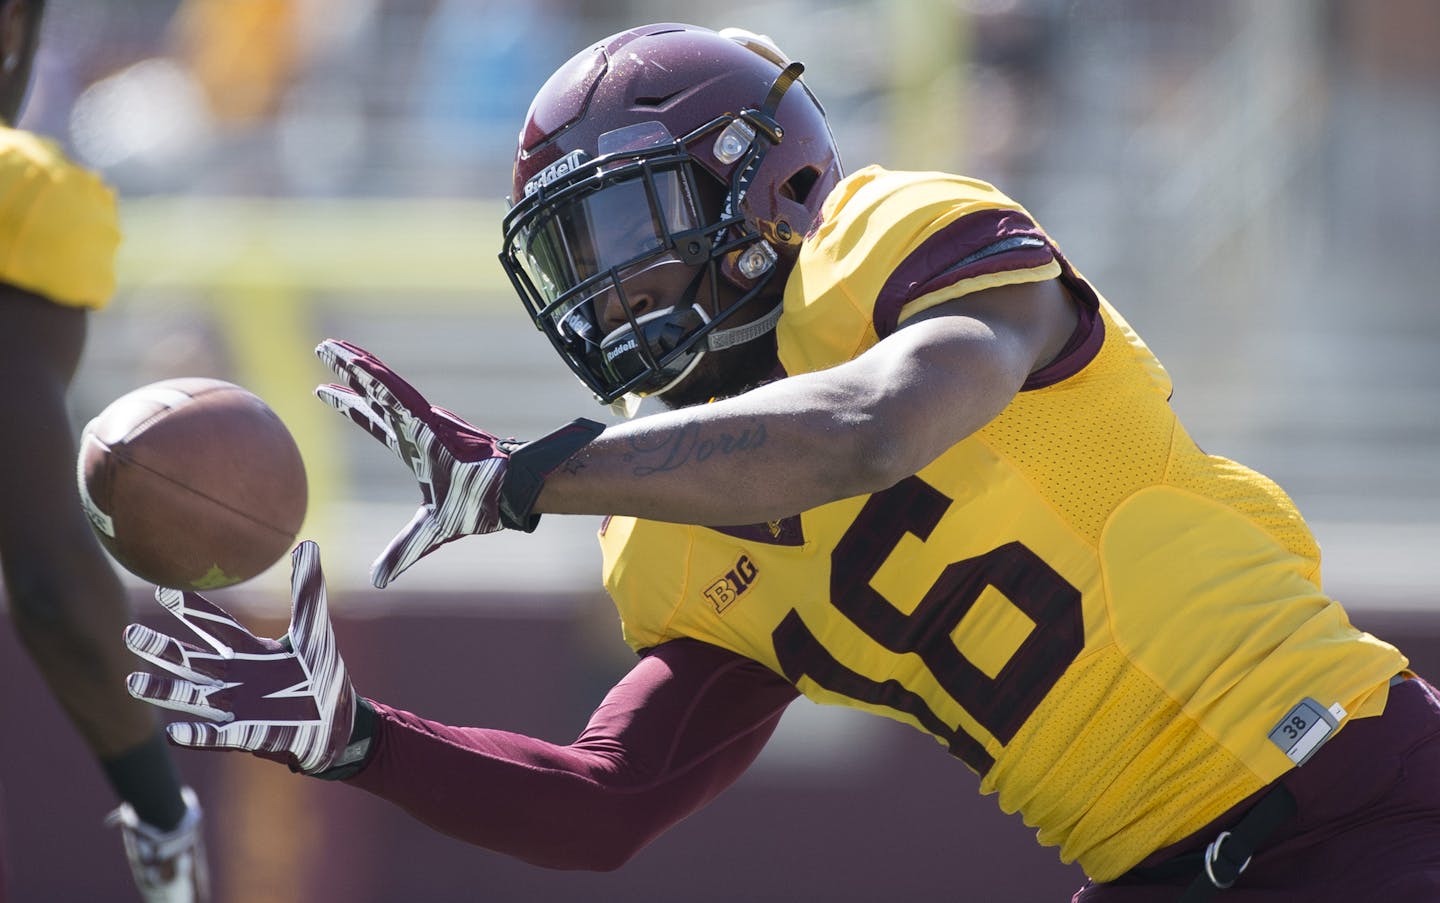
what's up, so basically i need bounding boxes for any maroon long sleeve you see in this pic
[344,638,801,871]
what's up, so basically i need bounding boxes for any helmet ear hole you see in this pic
[781,166,822,204]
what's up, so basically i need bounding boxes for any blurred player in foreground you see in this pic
[125,22,1440,901]
[0,1,209,899]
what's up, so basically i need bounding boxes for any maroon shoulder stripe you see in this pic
[874,207,1056,338]
[1021,245,1106,389]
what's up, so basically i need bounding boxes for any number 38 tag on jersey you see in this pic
[1268,697,1347,766]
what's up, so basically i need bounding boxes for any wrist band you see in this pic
[498,418,605,532]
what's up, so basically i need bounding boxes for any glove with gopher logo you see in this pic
[124,541,367,776]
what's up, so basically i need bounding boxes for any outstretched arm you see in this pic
[125,548,799,871]
[539,278,1079,525]
[345,638,799,871]
[315,277,1076,586]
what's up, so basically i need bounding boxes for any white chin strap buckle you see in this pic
[735,241,777,280]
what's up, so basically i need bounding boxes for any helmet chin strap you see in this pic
[696,64,803,355]
[660,252,784,355]
[604,297,783,418]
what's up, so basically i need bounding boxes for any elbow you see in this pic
[866,427,927,487]
[820,380,999,497]
[824,416,933,499]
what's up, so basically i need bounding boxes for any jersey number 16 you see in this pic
[770,475,1084,774]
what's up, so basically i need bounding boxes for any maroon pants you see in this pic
[1073,676,1440,901]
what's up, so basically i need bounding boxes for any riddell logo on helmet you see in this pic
[524,150,589,197]
[605,339,638,362]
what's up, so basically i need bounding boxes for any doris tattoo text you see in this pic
[624,421,768,477]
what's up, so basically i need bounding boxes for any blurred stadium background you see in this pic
[2,0,1438,900]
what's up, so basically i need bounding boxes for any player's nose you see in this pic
[596,286,656,334]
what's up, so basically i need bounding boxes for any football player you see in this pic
[0,1,209,899]
[125,23,1440,901]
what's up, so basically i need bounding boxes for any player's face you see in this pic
[0,0,41,124]
[507,147,784,407]
[590,254,713,338]
[590,261,781,409]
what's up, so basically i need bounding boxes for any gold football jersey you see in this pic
[0,125,119,308]
[599,165,1405,880]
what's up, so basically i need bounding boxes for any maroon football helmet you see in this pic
[500,23,843,406]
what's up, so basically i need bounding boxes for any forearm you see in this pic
[538,369,897,524]
[536,313,1031,525]
[344,641,798,871]
[348,706,674,871]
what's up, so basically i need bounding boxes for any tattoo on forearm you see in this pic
[628,421,768,477]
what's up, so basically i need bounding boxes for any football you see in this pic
[77,378,309,590]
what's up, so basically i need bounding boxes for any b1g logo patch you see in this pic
[704,555,758,614]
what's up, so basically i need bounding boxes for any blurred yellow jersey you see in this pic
[599,166,1405,880]
[0,125,119,308]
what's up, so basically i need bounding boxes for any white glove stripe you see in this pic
[371,450,505,588]
[123,624,224,684]
[155,587,254,657]
[327,354,406,424]
[126,672,230,722]
[286,541,352,772]
[316,384,400,451]
[166,722,322,761]
[372,506,438,589]
[166,722,286,754]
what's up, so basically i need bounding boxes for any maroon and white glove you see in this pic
[314,338,602,588]
[123,542,363,775]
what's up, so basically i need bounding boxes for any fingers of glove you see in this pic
[369,456,508,588]
[127,672,230,722]
[164,721,289,755]
[286,541,337,667]
[370,506,443,589]
[317,380,436,485]
[314,339,430,415]
[154,587,264,657]
[315,383,398,450]
[124,623,226,683]
[314,339,386,395]
[163,722,232,753]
